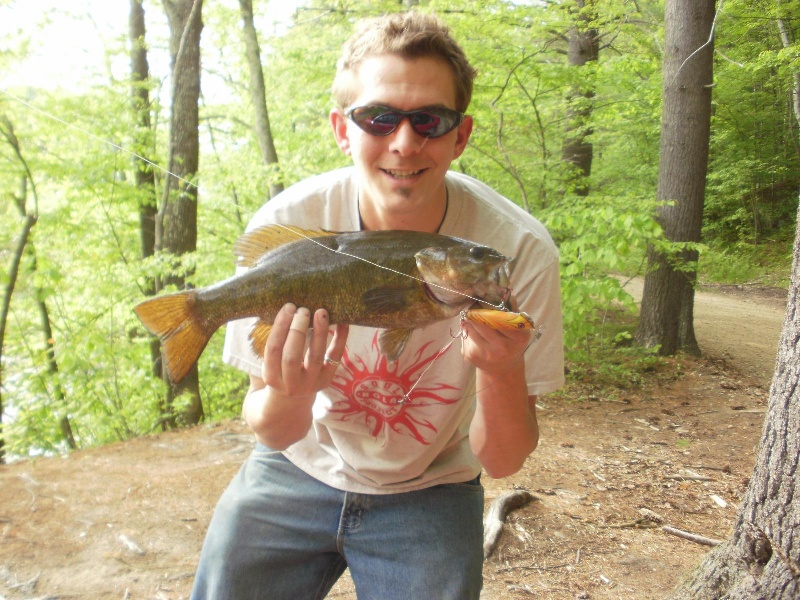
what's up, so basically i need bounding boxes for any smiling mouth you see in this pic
[382,168,424,180]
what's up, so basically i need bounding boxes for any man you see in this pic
[191,12,563,600]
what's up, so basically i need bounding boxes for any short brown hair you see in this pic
[332,12,477,113]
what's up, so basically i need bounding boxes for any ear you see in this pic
[330,108,351,155]
[452,115,473,159]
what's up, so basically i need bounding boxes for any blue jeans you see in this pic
[191,445,484,600]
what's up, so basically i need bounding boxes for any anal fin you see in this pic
[248,319,273,359]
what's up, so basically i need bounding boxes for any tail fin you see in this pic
[133,292,211,384]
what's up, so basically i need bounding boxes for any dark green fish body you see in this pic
[134,226,514,383]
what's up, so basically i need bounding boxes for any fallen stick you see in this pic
[663,525,723,546]
[483,490,535,559]
[663,474,715,482]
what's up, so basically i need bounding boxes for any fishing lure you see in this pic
[462,308,544,341]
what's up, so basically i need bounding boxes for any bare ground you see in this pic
[0,283,788,600]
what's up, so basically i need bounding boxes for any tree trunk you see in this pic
[0,210,36,464]
[129,0,162,379]
[561,0,598,197]
[1,119,76,454]
[636,0,715,355]
[239,0,283,199]
[670,196,800,599]
[158,0,204,427]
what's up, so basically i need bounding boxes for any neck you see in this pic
[359,187,448,233]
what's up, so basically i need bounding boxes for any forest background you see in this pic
[0,0,797,461]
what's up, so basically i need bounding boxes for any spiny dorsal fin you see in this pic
[234,225,336,267]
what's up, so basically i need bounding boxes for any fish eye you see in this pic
[470,246,486,259]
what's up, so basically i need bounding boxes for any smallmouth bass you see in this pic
[134,225,515,383]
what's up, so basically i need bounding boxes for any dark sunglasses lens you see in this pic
[350,107,462,138]
[411,112,445,137]
[351,107,400,135]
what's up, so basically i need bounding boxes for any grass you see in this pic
[699,231,794,289]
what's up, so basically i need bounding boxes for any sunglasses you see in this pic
[345,105,464,139]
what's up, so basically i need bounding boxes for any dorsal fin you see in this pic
[234,225,335,267]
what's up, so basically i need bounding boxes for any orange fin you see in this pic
[248,319,273,359]
[234,225,336,268]
[464,308,536,330]
[379,328,415,362]
[133,292,211,384]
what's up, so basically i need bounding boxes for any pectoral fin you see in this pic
[379,328,415,362]
[362,286,414,314]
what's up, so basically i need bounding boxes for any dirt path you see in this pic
[0,283,787,600]
[620,277,787,387]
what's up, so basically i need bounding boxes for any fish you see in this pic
[134,225,515,384]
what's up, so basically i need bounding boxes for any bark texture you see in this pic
[158,0,204,426]
[239,0,283,199]
[561,0,598,197]
[129,0,162,378]
[671,199,800,599]
[636,0,715,355]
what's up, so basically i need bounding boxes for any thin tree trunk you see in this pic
[129,0,161,379]
[1,118,77,453]
[636,0,715,355]
[34,281,77,449]
[158,0,204,427]
[0,211,36,464]
[239,0,283,199]
[561,0,598,197]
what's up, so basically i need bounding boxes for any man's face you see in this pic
[331,54,473,230]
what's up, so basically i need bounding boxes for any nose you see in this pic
[388,118,426,156]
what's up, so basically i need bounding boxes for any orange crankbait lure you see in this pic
[463,308,533,329]
[462,308,544,342]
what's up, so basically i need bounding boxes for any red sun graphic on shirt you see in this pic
[327,332,461,444]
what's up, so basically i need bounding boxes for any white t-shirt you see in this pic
[223,167,564,493]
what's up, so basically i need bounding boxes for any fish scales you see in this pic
[134,226,514,383]
[195,237,440,329]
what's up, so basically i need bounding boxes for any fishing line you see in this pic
[669,0,725,87]
[0,88,199,192]
[1,87,509,312]
[274,224,509,312]
[3,84,538,402]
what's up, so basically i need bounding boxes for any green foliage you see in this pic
[699,231,795,288]
[559,307,668,392]
[1,0,797,457]
[544,194,661,346]
[705,0,800,245]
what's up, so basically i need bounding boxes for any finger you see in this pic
[305,309,330,370]
[263,303,297,384]
[323,323,349,371]
[283,307,311,376]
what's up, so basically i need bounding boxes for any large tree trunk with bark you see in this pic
[561,0,598,197]
[636,0,715,355]
[158,0,204,427]
[671,196,800,599]
[672,8,800,596]
[239,0,283,199]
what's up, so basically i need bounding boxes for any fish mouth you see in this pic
[382,168,425,180]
